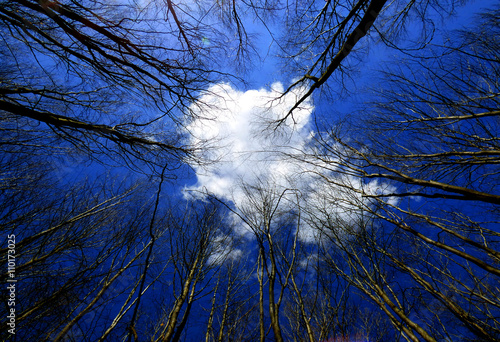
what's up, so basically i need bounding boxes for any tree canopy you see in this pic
[1,1,498,341]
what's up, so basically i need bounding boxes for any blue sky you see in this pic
[2,1,498,341]
[176,0,497,218]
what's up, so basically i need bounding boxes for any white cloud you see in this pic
[184,82,314,205]
[183,82,398,243]
[298,174,399,243]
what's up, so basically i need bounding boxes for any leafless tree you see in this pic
[148,200,234,342]
[204,256,258,342]
[0,148,162,341]
[2,1,498,341]
[257,0,472,124]
[0,0,255,172]
[303,7,500,342]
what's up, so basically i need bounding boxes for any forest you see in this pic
[0,0,499,341]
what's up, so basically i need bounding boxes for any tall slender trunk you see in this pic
[267,235,284,342]
[217,281,232,342]
[160,253,201,342]
[205,276,220,342]
[258,253,265,342]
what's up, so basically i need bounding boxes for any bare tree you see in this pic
[255,0,472,124]
[304,7,500,341]
[0,148,162,341]
[204,256,258,342]
[148,200,232,342]
[2,1,498,341]
[0,0,256,172]
[216,178,325,342]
